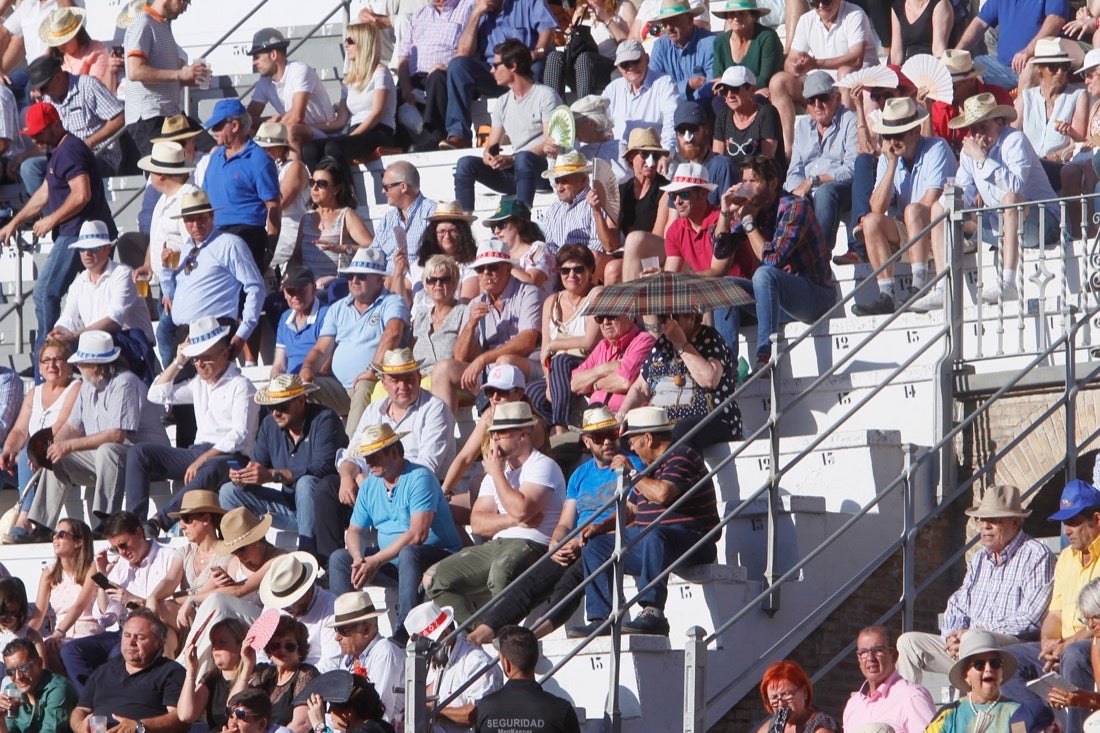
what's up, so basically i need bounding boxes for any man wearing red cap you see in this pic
[0,101,116,374]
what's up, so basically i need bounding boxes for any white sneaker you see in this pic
[910,289,944,313]
[980,280,1019,304]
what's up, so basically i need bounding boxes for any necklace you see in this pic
[967,692,1001,711]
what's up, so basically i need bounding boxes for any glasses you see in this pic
[380,181,402,191]
[489,221,507,232]
[344,37,356,45]
[856,646,889,658]
[560,265,587,276]
[426,275,454,286]
[882,132,907,142]
[593,314,619,324]
[225,708,262,721]
[491,60,504,69]
[809,0,833,7]
[676,126,701,137]
[436,226,459,237]
[868,90,894,102]
[767,690,801,704]
[721,84,748,96]
[181,248,200,274]
[806,94,832,107]
[52,530,73,540]
[266,640,299,654]
[1045,63,1071,74]
[673,190,694,201]
[0,608,19,620]
[110,539,133,554]
[618,59,641,70]
[283,286,308,297]
[348,273,373,282]
[970,657,1004,671]
[484,387,511,399]
[38,356,64,364]
[474,264,503,275]
[179,513,208,524]
[334,624,362,637]
[309,178,332,189]
[7,661,35,677]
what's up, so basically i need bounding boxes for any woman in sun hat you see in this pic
[414,202,480,302]
[711,0,781,89]
[924,630,1023,733]
[163,490,230,637]
[40,6,120,94]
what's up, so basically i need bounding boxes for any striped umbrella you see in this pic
[582,271,754,317]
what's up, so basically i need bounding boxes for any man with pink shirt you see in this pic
[570,314,655,413]
[843,625,935,733]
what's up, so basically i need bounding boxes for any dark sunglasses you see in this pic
[225,707,262,721]
[334,624,362,637]
[970,657,1003,671]
[809,0,833,7]
[560,265,587,276]
[593,314,619,324]
[491,60,505,69]
[489,221,507,231]
[673,190,694,201]
[618,58,642,70]
[110,539,133,553]
[7,661,35,677]
[309,178,332,189]
[182,248,200,275]
[474,264,503,274]
[0,609,19,620]
[484,387,511,398]
[347,273,373,281]
[721,84,749,96]
[882,132,907,142]
[868,89,894,102]
[52,530,74,540]
[266,640,299,653]
[425,275,454,286]
[676,125,701,136]
[1045,63,1071,73]
[806,94,832,106]
[179,513,208,524]
[586,430,619,442]
[344,37,356,46]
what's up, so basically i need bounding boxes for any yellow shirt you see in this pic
[1050,534,1100,638]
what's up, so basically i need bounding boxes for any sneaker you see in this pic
[910,289,944,313]
[832,250,867,266]
[142,519,163,541]
[566,619,610,639]
[438,135,471,150]
[980,280,1019,305]
[622,607,670,636]
[852,292,896,316]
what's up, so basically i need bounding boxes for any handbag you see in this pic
[563,24,599,67]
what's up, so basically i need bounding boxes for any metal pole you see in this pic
[901,443,915,631]
[764,333,781,616]
[936,184,965,500]
[14,238,24,353]
[604,467,628,733]
[683,626,707,733]
[403,637,429,733]
[1065,308,1078,484]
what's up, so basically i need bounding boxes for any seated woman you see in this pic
[406,202,480,302]
[482,199,556,299]
[411,255,469,384]
[178,617,250,731]
[617,311,742,448]
[236,615,319,733]
[164,490,230,636]
[0,578,46,679]
[711,0,782,91]
[544,0,633,99]
[754,660,839,733]
[572,96,621,176]
[713,67,784,179]
[618,127,670,237]
[32,519,101,674]
[256,122,310,271]
[304,672,395,733]
[926,631,1024,733]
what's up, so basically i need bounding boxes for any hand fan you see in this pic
[901,54,953,103]
[548,105,576,150]
[247,607,282,651]
[835,64,898,90]
[592,159,621,222]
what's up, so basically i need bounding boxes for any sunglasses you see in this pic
[806,94,832,106]
[673,190,694,201]
[344,37,356,46]
[868,90,894,102]
[283,286,308,297]
[7,661,35,677]
[586,430,619,442]
[560,265,587,276]
[334,624,362,637]
[348,273,374,282]
[178,513,208,524]
[882,132,907,142]
[489,221,508,232]
[970,657,1003,671]
[110,539,133,553]
[425,275,454,286]
[676,126,701,136]
[1045,63,1071,73]
[491,60,505,69]
[181,248,201,275]
[593,314,619,324]
[721,84,749,96]
[38,356,65,364]
[52,530,74,540]
[0,609,19,620]
[380,181,402,191]
[309,178,332,189]
[484,387,511,399]
[474,264,503,274]
[266,640,299,654]
[809,0,833,7]
[225,708,262,721]
[618,58,642,70]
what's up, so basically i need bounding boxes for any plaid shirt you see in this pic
[398,0,475,74]
[48,73,124,171]
[941,530,1056,639]
[737,191,833,287]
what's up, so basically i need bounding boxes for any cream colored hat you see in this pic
[947,92,1018,129]
[138,141,196,175]
[371,348,423,376]
[942,49,985,80]
[254,374,320,406]
[347,424,408,459]
[541,150,594,181]
[39,7,86,47]
[870,97,928,135]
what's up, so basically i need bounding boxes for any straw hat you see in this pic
[620,406,673,437]
[339,247,387,276]
[870,98,928,136]
[116,0,149,29]
[324,592,385,628]
[138,141,196,175]
[947,630,1016,693]
[403,600,454,641]
[489,401,536,432]
[171,189,216,218]
[579,406,619,434]
[654,0,705,21]
[181,316,231,358]
[623,127,667,159]
[426,201,477,223]
[259,551,320,609]
[941,49,985,81]
[947,93,1018,130]
[541,150,593,181]
[168,490,227,520]
[254,374,319,406]
[39,7,86,47]
[371,348,423,376]
[152,114,204,143]
[347,424,409,459]
[214,507,273,556]
[710,0,770,17]
[68,330,120,365]
[254,121,290,148]
[963,484,1030,519]
[1030,38,1072,66]
[68,220,113,250]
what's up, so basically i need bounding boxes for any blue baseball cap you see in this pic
[205,98,248,129]
[673,101,706,129]
[1048,479,1100,521]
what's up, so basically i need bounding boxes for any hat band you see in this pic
[347,261,386,272]
[189,326,227,346]
[672,175,709,186]
[271,563,311,598]
[880,112,920,130]
[552,163,588,175]
[333,608,377,624]
[357,434,397,454]
[492,416,532,429]
[76,232,110,244]
[256,135,287,145]
[223,523,262,548]
[583,418,619,432]
[417,610,450,637]
[265,386,306,400]
[475,250,508,261]
[663,3,691,12]
[47,17,82,39]
[149,156,188,169]
[949,68,974,78]
[381,362,418,372]
[179,203,212,216]
[73,347,117,360]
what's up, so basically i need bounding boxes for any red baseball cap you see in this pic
[21,102,60,136]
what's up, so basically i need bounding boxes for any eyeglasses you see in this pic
[491,60,504,69]
[809,0,833,7]
[593,314,619,324]
[309,178,332,189]
[266,640,299,654]
[426,276,454,286]
[1045,63,1071,73]
[868,90,894,102]
[179,513,208,524]
[7,661,35,677]
[767,690,801,704]
[560,265,587,276]
[474,264,503,275]
[0,608,20,620]
[52,530,74,540]
[970,657,1004,671]
[38,356,65,364]
[436,226,459,237]
[484,387,511,399]
[676,126,701,137]
[673,190,694,201]
[586,430,619,442]
[721,84,748,96]
[855,646,889,658]
[348,273,373,282]
[109,539,133,554]
[334,624,362,637]
[882,132,907,142]
[344,37,356,46]
[182,248,200,274]
[489,221,507,232]
[618,59,642,70]
[380,181,402,191]
[225,708,262,721]
[806,94,832,106]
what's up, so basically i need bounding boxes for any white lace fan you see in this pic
[835,64,897,90]
[901,54,953,103]
[593,159,621,223]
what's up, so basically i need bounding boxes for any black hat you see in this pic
[248,27,289,56]
[27,55,62,91]
[281,266,315,289]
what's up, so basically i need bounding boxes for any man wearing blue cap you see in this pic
[1000,479,1100,733]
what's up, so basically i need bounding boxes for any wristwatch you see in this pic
[742,215,756,233]
[135,722,146,733]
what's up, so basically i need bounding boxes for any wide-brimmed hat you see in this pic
[68,330,120,364]
[339,247,387,275]
[254,374,319,405]
[170,189,216,218]
[1031,38,1072,66]
[69,220,113,250]
[655,0,705,21]
[948,92,1018,130]
[484,363,525,391]
[39,6,87,47]
[661,162,717,193]
[802,70,836,99]
[623,127,667,159]
[292,671,355,707]
[870,97,928,135]
[248,27,289,56]
[614,39,645,66]
[138,141,196,175]
[541,150,593,181]
[482,199,531,226]
[324,591,385,628]
[570,95,613,133]
[715,65,756,91]
[215,507,273,556]
[21,102,59,136]
[620,406,673,437]
[152,114,204,143]
[371,347,422,376]
[204,98,248,130]
[472,239,514,267]
[181,316,231,358]
[27,55,61,91]
[168,490,227,520]
[426,201,477,223]
[1049,479,1100,521]
[259,551,320,609]
[403,600,454,641]
[964,484,1031,519]
[942,49,985,81]
[1081,48,1100,77]
[489,401,536,432]
[579,406,618,434]
[948,630,1016,692]
[710,0,770,17]
[347,424,408,459]
[254,121,290,148]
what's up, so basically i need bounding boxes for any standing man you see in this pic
[0,102,116,365]
[0,638,78,733]
[326,592,405,725]
[246,28,336,151]
[843,626,936,733]
[648,0,714,104]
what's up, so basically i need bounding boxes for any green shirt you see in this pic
[712,25,783,87]
[9,670,78,733]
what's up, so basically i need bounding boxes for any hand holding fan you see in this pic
[548,106,576,151]
[247,608,281,651]
[835,64,898,90]
[901,54,953,104]
[592,159,621,222]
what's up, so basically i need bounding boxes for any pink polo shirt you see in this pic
[842,670,936,733]
[573,325,656,411]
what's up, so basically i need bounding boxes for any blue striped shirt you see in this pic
[541,186,603,253]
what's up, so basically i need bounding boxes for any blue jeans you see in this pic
[749,266,838,360]
[34,235,81,380]
[1000,639,1092,733]
[138,181,159,236]
[812,181,852,254]
[219,477,320,553]
[155,300,177,369]
[20,156,46,197]
[454,152,549,211]
[847,153,876,256]
[580,524,714,620]
[973,55,1020,91]
[123,442,232,526]
[60,630,121,691]
[444,57,506,140]
[329,543,453,633]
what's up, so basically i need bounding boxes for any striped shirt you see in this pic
[632,444,717,533]
[48,73,125,171]
[123,6,183,124]
[541,186,603,253]
[398,0,475,75]
[941,530,1056,639]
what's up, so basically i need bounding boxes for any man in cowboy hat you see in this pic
[246,28,335,152]
[300,248,411,437]
[125,316,261,536]
[540,151,620,275]
[601,40,678,155]
[844,625,935,733]
[897,485,1055,685]
[913,92,1059,312]
[209,506,286,597]
[452,39,560,210]
[327,421,462,637]
[570,405,717,637]
[218,374,347,555]
[260,552,341,672]
[427,402,565,626]
[325,592,405,723]
[271,266,328,378]
[928,50,1013,153]
[429,240,541,413]
[373,161,437,289]
[27,331,168,532]
[649,0,714,104]
[852,97,956,316]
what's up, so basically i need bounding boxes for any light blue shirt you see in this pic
[319,289,411,388]
[603,68,680,153]
[543,185,602,253]
[954,125,1058,230]
[372,193,436,276]
[874,135,957,214]
[649,27,715,103]
[161,229,265,340]
[349,461,464,554]
[784,105,859,190]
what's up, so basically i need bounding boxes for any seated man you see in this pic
[258,552,341,672]
[928,50,1014,155]
[430,241,541,413]
[438,0,557,150]
[569,406,718,637]
[28,331,168,531]
[246,28,336,150]
[0,638,78,733]
[126,317,261,534]
[452,39,559,211]
[602,40,678,156]
[427,402,565,625]
[70,609,186,733]
[539,151,620,277]
[953,0,1071,91]
[648,0,713,104]
[326,592,404,724]
[914,93,1058,311]
[897,484,1055,684]
[271,266,329,377]
[852,98,956,316]
[843,625,935,733]
[315,348,456,562]
[218,374,346,554]
[669,101,736,207]
[299,248,411,439]
[328,424,463,638]
[783,70,859,256]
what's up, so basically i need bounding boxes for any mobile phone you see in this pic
[226,458,243,470]
[111,45,124,58]
[91,572,112,590]
[488,143,501,156]
[641,256,660,271]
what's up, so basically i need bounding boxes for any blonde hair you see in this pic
[422,254,460,287]
[344,23,381,91]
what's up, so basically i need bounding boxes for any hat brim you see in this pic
[620,422,673,437]
[152,127,204,143]
[247,41,290,56]
[655,5,706,19]
[338,265,386,275]
[170,205,216,219]
[1049,505,1093,521]
[347,431,409,459]
[713,6,770,17]
[1031,55,1073,66]
[947,105,1018,129]
[488,418,537,432]
[870,109,929,135]
[950,65,985,80]
[580,418,620,434]
[254,382,320,406]
[427,211,477,223]
[323,606,386,628]
[542,164,594,180]
[69,238,112,250]
[68,347,121,365]
[168,503,227,520]
[215,513,274,556]
[948,648,1016,692]
[258,551,320,608]
[472,255,515,267]
[615,52,644,66]
[660,181,718,193]
[963,506,1030,518]
[181,326,232,358]
[39,8,86,48]
[137,155,197,175]
[371,360,424,376]
[624,144,668,159]
[406,605,455,641]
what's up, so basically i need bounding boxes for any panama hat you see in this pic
[68,330,120,364]
[254,374,319,406]
[215,507,273,556]
[942,49,985,81]
[541,150,593,181]
[403,600,454,642]
[711,0,770,17]
[472,239,515,267]
[426,201,477,223]
[39,7,87,47]
[116,0,149,29]
[69,220,113,250]
[948,630,1016,692]
[948,92,1018,130]
[963,484,1031,519]
[655,0,705,21]
[339,247,387,275]
[181,316,231,358]
[371,348,423,376]
[259,551,320,609]
[661,162,717,193]
[623,127,667,159]
[620,406,673,437]
[347,424,409,459]
[168,490,227,520]
[578,406,619,434]
[171,189,216,218]
[254,121,290,148]
[152,114,205,143]
[138,141,196,175]
[1030,38,1072,66]
[489,401,536,431]
[870,97,928,136]
[1081,48,1100,77]
[324,592,385,628]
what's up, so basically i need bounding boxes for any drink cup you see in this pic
[197,58,211,91]
[3,684,18,719]
[166,248,181,269]
[136,274,150,298]
[89,716,108,733]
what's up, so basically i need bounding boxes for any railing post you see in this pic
[764,333,782,616]
[604,467,628,733]
[683,626,707,733]
[403,637,429,733]
[1065,309,1078,484]
[936,185,964,501]
[901,443,916,632]
[13,238,24,353]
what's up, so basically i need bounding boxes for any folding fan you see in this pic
[901,54,954,103]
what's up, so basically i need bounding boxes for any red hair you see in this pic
[759,660,814,713]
